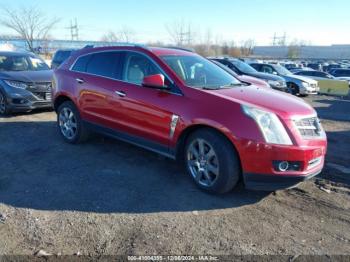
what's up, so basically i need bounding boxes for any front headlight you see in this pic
[301,82,310,88]
[4,80,28,89]
[242,105,293,145]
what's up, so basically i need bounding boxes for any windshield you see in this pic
[230,59,257,74]
[161,55,241,89]
[0,54,50,72]
[274,64,292,75]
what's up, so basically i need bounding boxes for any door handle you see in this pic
[115,91,126,97]
[76,78,85,84]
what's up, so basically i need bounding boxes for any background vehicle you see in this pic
[211,58,287,91]
[250,63,319,95]
[0,51,53,115]
[51,49,76,69]
[210,59,270,88]
[293,70,335,80]
[53,46,327,194]
[330,68,350,77]
[307,63,322,71]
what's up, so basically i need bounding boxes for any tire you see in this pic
[0,90,10,116]
[57,101,90,144]
[287,83,299,96]
[184,128,240,194]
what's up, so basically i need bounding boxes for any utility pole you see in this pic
[271,32,287,46]
[66,18,79,41]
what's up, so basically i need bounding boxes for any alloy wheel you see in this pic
[59,107,78,140]
[187,138,220,187]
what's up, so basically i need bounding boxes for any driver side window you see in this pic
[262,65,273,74]
[123,53,161,85]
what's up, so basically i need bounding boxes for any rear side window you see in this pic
[72,55,91,72]
[72,52,122,79]
[86,52,121,79]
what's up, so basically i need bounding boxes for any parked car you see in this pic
[211,58,287,92]
[51,49,76,69]
[324,63,341,73]
[210,59,270,88]
[0,51,53,115]
[250,63,319,95]
[289,67,314,73]
[330,69,350,77]
[307,63,322,71]
[293,70,335,80]
[52,45,327,193]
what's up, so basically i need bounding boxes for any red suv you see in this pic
[52,45,327,193]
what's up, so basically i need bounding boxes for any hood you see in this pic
[213,85,315,119]
[245,71,285,82]
[284,74,317,84]
[0,70,53,83]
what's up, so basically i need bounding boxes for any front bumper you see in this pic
[5,91,52,112]
[236,139,327,191]
[244,168,322,191]
[300,85,320,95]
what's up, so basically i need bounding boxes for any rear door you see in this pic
[72,51,126,130]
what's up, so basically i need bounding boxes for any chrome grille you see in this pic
[294,117,323,138]
[28,82,52,92]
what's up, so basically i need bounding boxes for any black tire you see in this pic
[57,101,90,144]
[0,90,10,116]
[184,128,241,194]
[287,83,299,96]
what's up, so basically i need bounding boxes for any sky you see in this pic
[0,0,349,46]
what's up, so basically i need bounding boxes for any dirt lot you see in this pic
[0,95,349,257]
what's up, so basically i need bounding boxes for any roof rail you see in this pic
[83,43,147,49]
[166,46,195,53]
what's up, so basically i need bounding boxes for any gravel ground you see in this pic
[0,95,349,257]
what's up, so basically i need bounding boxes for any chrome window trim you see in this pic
[68,49,183,96]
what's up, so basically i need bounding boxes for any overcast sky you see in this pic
[1,0,349,46]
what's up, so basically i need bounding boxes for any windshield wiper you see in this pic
[220,82,244,88]
[201,86,220,90]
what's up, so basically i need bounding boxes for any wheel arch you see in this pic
[54,94,75,112]
[175,123,242,167]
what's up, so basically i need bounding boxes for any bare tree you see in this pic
[165,20,195,47]
[287,39,306,59]
[240,39,255,56]
[118,26,136,42]
[101,31,120,42]
[0,5,60,52]
[101,26,136,43]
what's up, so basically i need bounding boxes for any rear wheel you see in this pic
[0,91,10,116]
[57,101,90,144]
[184,129,240,194]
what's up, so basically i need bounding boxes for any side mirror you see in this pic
[142,74,168,89]
[272,71,278,75]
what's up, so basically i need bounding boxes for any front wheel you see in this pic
[0,91,10,116]
[287,83,299,95]
[184,129,240,194]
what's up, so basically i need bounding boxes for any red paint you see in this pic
[53,46,327,182]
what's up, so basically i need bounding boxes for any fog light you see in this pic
[278,161,289,172]
[273,161,302,172]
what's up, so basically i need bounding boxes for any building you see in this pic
[253,45,350,60]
